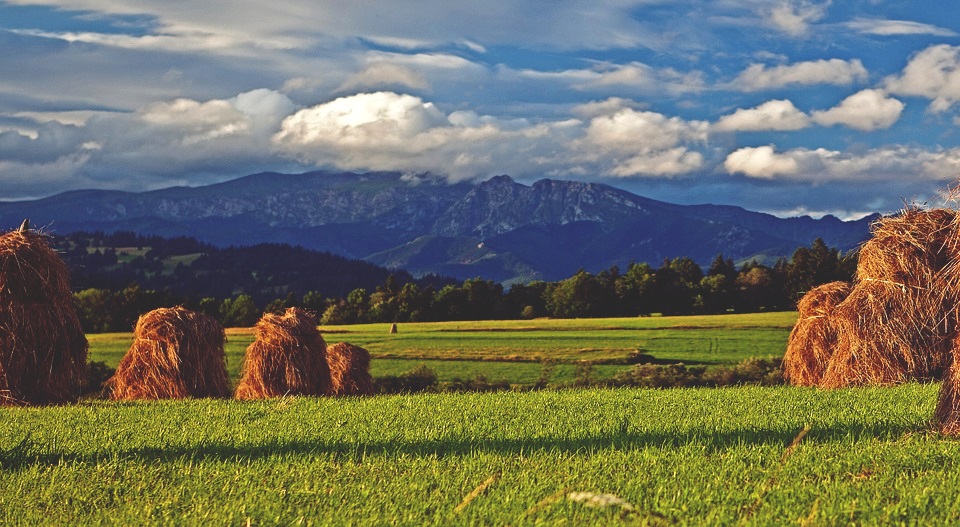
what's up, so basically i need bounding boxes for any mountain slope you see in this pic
[0,171,874,283]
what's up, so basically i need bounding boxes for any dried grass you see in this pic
[107,307,230,400]
[0,228,88,405]
[235,307,331,399]
[782,281,850,386]
[781,206,960,433]
[326,342,375,396]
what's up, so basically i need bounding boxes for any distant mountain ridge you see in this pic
[0,171,875,283]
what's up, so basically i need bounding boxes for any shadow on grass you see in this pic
[0,420,925,471]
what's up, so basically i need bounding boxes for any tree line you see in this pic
[66,233,855,332]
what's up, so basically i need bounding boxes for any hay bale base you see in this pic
[235,307,331,400]
[327,342,375,396]
[783,281,850,386]
[107,307,229,400]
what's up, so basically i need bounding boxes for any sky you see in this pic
[2,1,960,219]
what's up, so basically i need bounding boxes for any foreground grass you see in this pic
[87,312,796,385]
[2,384,957,525]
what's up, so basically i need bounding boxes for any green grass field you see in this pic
[87,312,797,386]
[14,311,950,524]
[1,384,956,525]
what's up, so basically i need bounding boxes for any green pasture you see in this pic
[87,312,796,386]
[2,384,957,525]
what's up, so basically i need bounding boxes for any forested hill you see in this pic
[53,231,453,305]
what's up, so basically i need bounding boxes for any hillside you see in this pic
[0,171,875,283]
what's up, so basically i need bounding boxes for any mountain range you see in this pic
[0,171,875,283]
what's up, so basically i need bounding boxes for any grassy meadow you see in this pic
[88,311,797,386]
[2,384,957,525]
[8,311,958,524]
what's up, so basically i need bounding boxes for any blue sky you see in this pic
[2,1,960,219]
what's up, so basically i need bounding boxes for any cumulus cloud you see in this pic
[273,92,709,180]
[763,0,830,37]
[846,18,957,37]
[885,44,960,112]
[0,89,298,194]
[733,59,868,91]
[811,89,904,130]
[577,104,709,177]
[724,145,800,178]
[725,144,960,182]
[714,100,810,131]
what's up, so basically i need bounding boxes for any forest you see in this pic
[54,231,855,332]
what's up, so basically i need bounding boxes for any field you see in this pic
[87,312,797,387]
[7,311,957,525]
[2,384,957,525]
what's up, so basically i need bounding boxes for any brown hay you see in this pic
[235,307,331,399]
[0,228,88,405]
[326,342,375,396]
[815,209,960,389]
[107,307,230,400]
[778,205,960,433]
[782,281,851,386]
[821,279,954,388]
[855,208,958,286]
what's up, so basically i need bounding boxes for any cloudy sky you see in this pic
[2,1,960,218]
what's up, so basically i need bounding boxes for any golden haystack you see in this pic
[782,281,851,386]
[782,206,960,433]
[820,280,953,388]
[235,307,331,399]
[326,342,375,396]
[107,307,230,400]
[0,225,88,405]
[815,209,959,390]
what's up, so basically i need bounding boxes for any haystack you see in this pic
[821,280,954,388]
[0,223,88,405]
[107,307,230,400]
[235,307,331,399]
[781,206,960,434]
[326,342,375,396]
[817,209,960,389]
[782,281,851,386]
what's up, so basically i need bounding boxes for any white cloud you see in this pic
[885,44,960,113]
[274,91,569,179]
[764,1,830,37]
[733,59,868,91]
[578,106,709,176]
[724,145,800,178]
[274,91,710,180]
[846,18,957,37]
[504,62,706,98]
[275,92,448,149]
[572,98,646,119]
[574,62,705,96]
[725,144,960,182]
[714,100,810,131]
[811,89,903,130]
